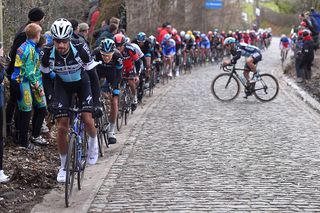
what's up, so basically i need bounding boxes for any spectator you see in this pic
[0,47,9,182]
[300,30,314,82]
[70,19,89,47]
[158,23,172,43]
[6,7,45,141]
[294,30,304,83]
[78,22,90,47]
[11,23,47,149]
[95,23,118,47]
[87,0,100,36]
[305,11,319,50]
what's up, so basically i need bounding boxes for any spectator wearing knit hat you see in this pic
[78,22,90,47]
[6,7,45,140]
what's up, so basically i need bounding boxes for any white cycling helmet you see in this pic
[180,30,186,38]
[50,18,73,40]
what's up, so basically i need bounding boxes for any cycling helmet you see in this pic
[114,33,126,47]
[281,34,286,38]
[100,38,115,53]
[185,34,191,40]
[136,32,146,42]
[208,31,213,36]
[186,30,193,35]
[172,28,177,36]
[223,37,236,45]
[201,33,206,39]
[180,30,186,38]
[149,35,156,45]
[125,36,131,43]
[164,34,171,41]
[300,21,307,27]
[50,18,73,40]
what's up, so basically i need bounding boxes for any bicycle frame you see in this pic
[222,64,266,94]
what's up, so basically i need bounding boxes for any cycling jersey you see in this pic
[131,39,152,58]
[280,37,290,48]
[231,42,262,64]
[119,43,140,77]
[130,43,144,59]
[161,38,176,56]
[92,48,123,92]
[200,36,211,49]
[185,38,196,51]
[41,40,96,82]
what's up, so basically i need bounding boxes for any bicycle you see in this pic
[95,94,110,157]
[183,50,192,74]
[211,64,279,102]
[118,77,134,127]
[51,106,88,207]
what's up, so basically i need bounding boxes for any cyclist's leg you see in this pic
[79,72,98,165]
[54,77,71,182]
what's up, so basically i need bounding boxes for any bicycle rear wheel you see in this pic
[211,73,240,101]
[253,73,279,102]
[65,134,77,207]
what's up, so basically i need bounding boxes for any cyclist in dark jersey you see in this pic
[114,33,141,110]
[41,18,101,183]
[131,32,152,87]
[223,37,262,84]
[92,38,123,144]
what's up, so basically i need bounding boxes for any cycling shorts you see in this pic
[200,42,210,49]
[163,48,176,56]
[122,69,136,79]
[54,70,93,118]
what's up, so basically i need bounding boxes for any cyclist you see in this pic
[132,32,152,88]
[149,35,162,83]
[222,37,262,93]
[41,18,100,182]
[182,34,195,66]
[171,28,182,76]
[92,38,123,144]
[199,33,211,63]
[130,37,147,103]
[114,33,141,110]
[279,34,290,60]
[161,34,176,77]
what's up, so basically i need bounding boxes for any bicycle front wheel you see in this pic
[211,73,240,101]
[65,134,76,207]
[253,73,279,102]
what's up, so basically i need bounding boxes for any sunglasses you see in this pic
[54,39,70,44]
[100,52,114,57]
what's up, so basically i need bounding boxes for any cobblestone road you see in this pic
[89,40,320,212]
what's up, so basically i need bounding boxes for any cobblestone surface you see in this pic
[89,39,320,212]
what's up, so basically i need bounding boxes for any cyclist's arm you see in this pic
[230,49,241,64]
[113,58,123,95]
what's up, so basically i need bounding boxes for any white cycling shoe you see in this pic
[87,141,99,165]
[57,168,66,183]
